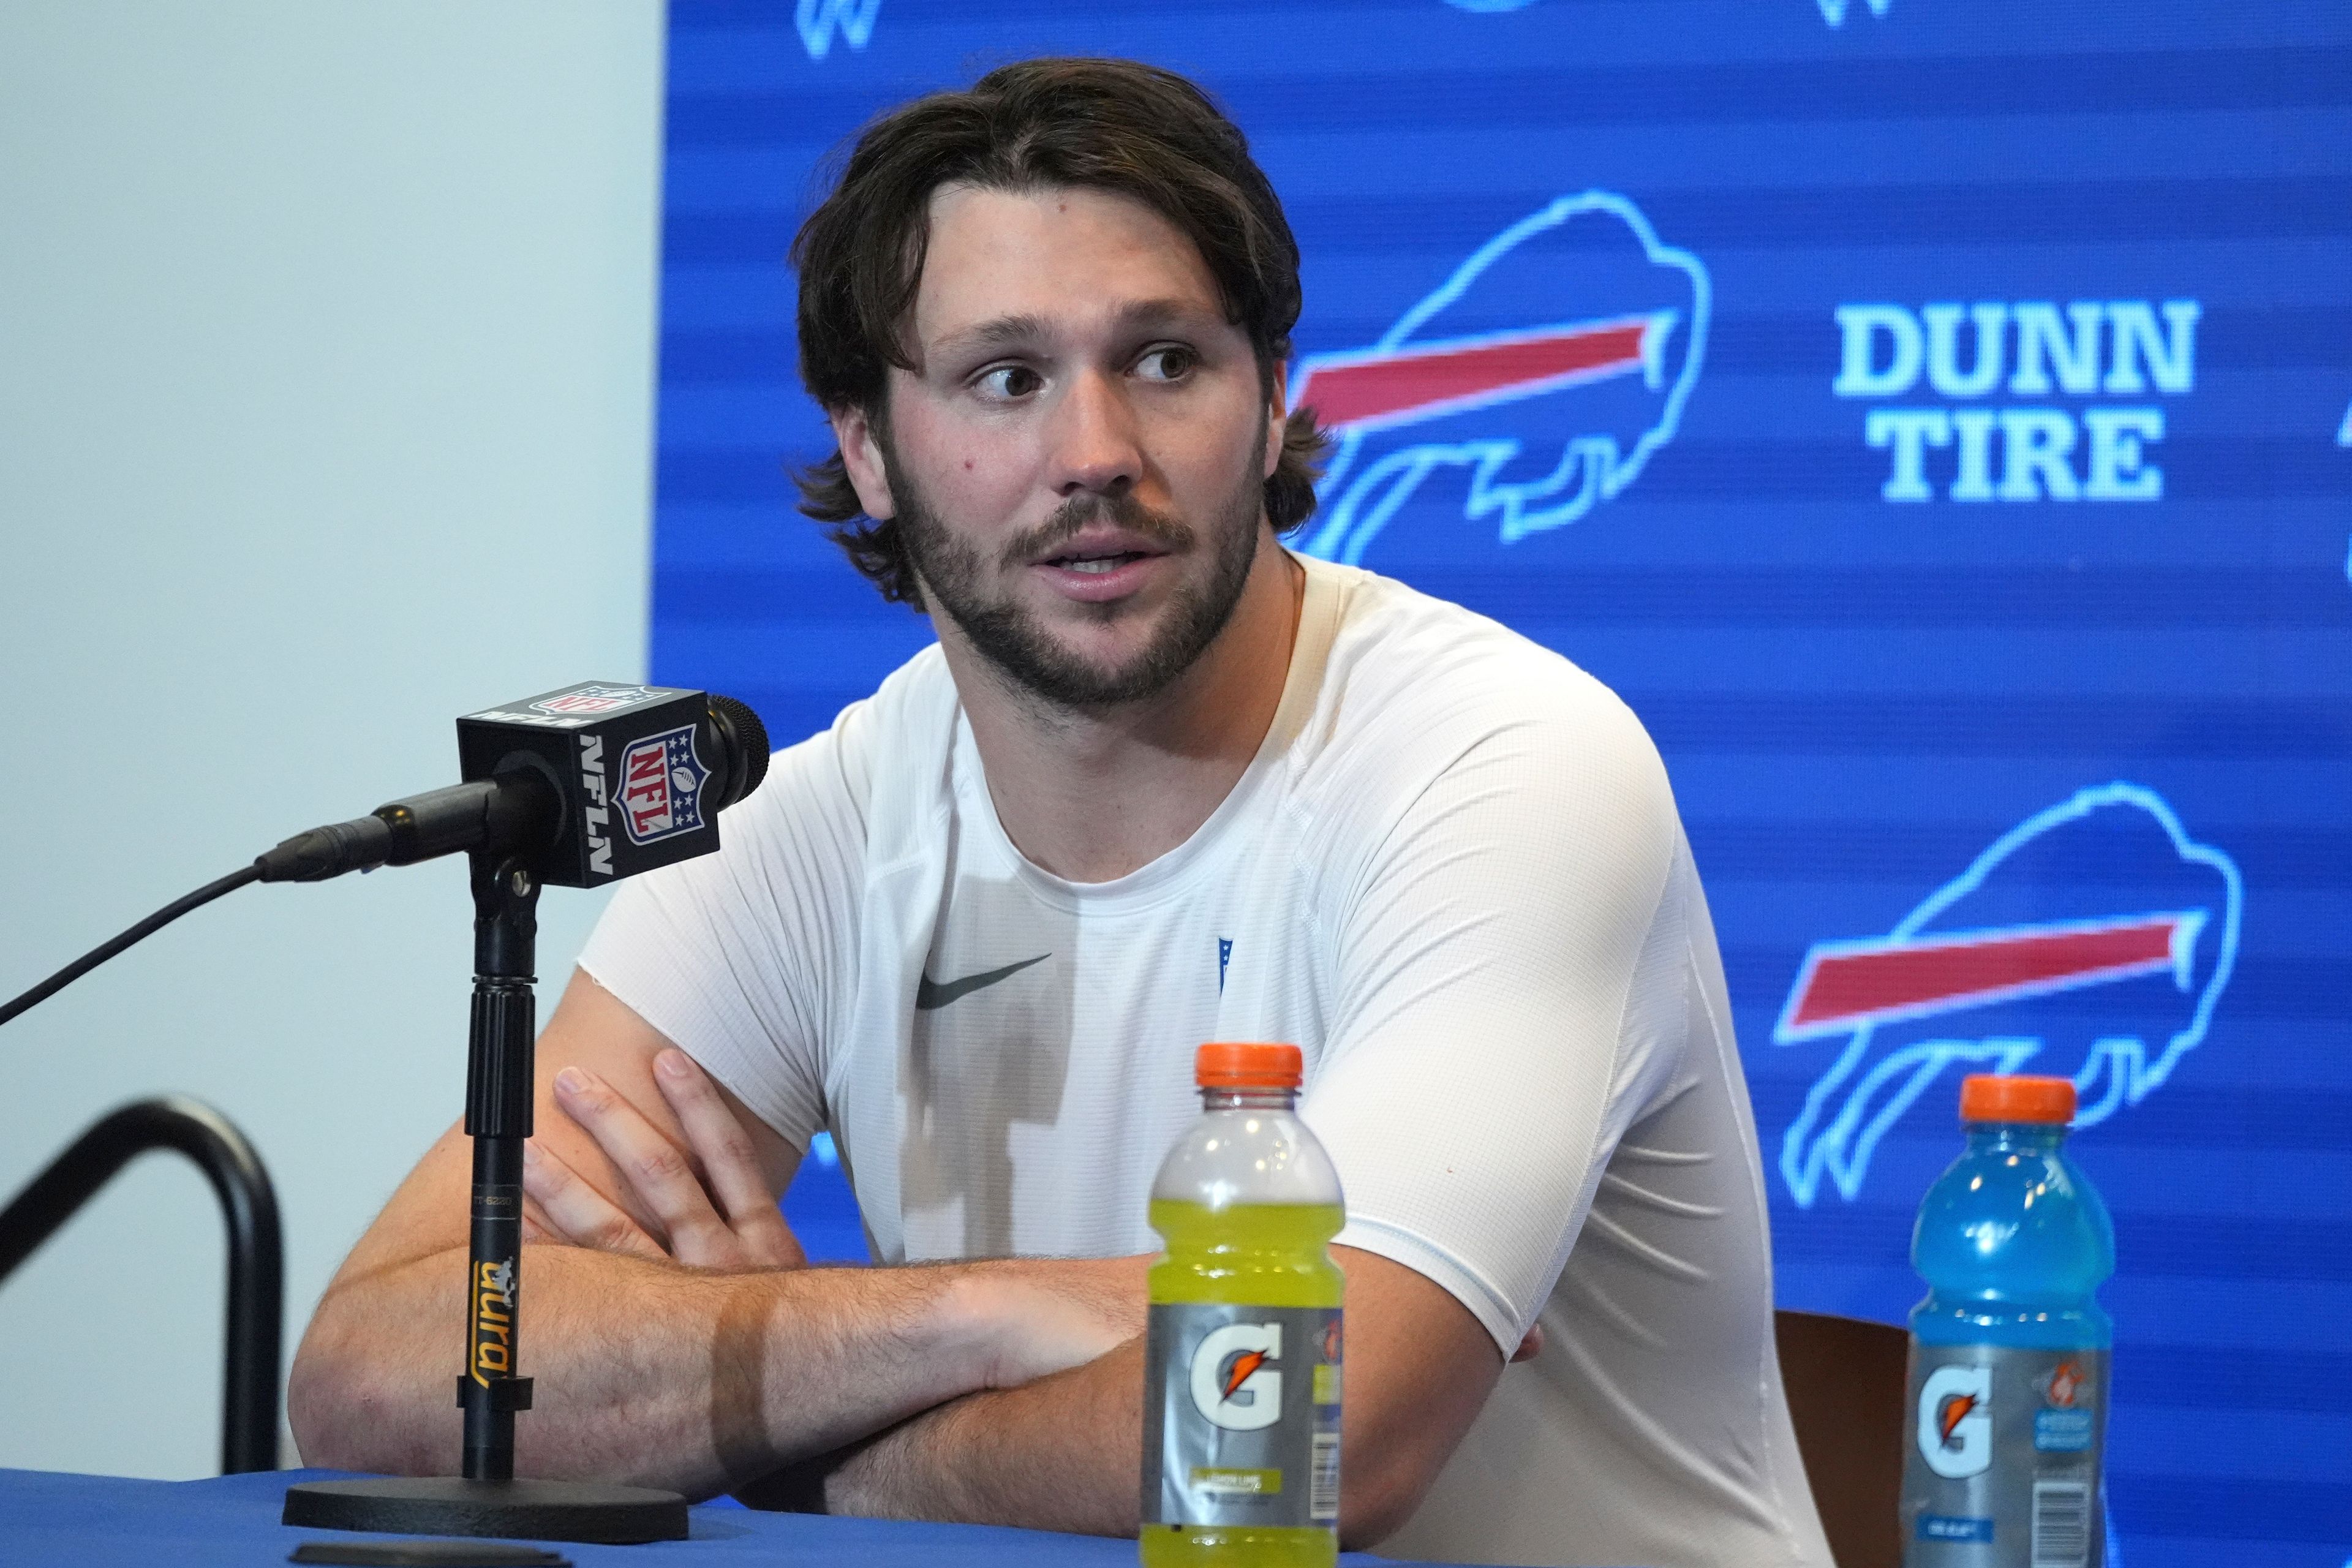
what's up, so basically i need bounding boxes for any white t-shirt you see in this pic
[579,555,1832,1568]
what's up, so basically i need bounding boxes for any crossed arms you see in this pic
[288,971,1521,1544]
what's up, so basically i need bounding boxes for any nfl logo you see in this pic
[535,684,655,716]
[618,724,710,846]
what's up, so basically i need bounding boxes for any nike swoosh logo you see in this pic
[914,952,1051,1011]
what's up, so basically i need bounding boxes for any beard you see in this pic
[883,418,1268,710]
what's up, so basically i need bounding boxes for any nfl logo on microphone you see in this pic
[457,682,725,886]
[619,726,710,846]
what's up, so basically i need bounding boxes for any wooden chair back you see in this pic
[1774,1308,1909,1568]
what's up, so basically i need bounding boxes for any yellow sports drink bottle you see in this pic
[1141,1042,1344,1568]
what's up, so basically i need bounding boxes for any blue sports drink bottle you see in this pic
[1902,1074,2114,1568]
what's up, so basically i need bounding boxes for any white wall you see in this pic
[0,2,665,1477]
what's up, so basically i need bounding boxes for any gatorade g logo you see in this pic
[1919,1365,1992,1478]
[1192,1322,1283,1432]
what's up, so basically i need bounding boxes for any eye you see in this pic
[1134,344,1197,382]
[974,364,1044,401]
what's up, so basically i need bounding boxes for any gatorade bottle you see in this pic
[1903,1074,2114,1568]
[1141,1042,1344,1568]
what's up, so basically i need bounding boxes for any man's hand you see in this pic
[539,1041,1536,1366]
[535,1041,1146,1387]
[293,971,1120,1494]
[524,1049,804,1272]
[521,1014,1535,1542]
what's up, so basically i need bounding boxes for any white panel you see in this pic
[0,0,664,1477]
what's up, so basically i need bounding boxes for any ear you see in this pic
[830,402,897,519]
[1263,361,1291,481]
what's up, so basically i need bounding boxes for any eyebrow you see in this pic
[929,312,1054,361]
[925,298,1224,362]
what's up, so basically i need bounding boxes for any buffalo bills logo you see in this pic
[1294,192,1708,566]
[617,724,711,846]
[1776,782,2242,1206]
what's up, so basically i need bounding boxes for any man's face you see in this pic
[835,183,1286,708]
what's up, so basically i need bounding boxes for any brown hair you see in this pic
[790,57,1329,607]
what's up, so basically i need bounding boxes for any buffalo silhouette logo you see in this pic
[1294,192,1708,566]
[1776,782,2241,1207]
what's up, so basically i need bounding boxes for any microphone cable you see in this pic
[0,865,262,1029]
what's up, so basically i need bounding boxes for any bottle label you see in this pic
[1902,1343,2107,1568]
[1142,1303,1342,1531]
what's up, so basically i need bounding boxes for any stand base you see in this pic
[283,1477,689,1544]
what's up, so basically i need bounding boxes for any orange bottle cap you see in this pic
[1195,1041,1303,1091]
[1959,1074,2076,1125]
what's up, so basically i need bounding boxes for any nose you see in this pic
[1046,367,1144,499]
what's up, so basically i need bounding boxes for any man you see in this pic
[292,58,1833,1568]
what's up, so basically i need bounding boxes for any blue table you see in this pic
[0,1469,1455,1567]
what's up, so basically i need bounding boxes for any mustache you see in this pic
[997,490,1196,570]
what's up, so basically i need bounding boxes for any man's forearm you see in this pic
[289,1243,1003,1498]
[765,1245,1513,1547]
[809,1339,1145,1535]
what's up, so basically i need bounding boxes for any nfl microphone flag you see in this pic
[456,682,760,888]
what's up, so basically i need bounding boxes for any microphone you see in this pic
[256,684,769,888]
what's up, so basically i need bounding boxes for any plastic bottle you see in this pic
[1141,1042,1345,1568]
[1903,1074,2115,1568]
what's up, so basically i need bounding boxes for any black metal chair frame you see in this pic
[0,1096,283,1474]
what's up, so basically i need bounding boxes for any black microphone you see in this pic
[256,684,769,888]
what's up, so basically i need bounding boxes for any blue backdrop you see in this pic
[649,4,2352,1561]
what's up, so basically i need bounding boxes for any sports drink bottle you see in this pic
[1141,1042,1344,1568]
[1903,1074,2114,1568]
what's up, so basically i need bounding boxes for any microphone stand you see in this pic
[282,852,688,1543]
[458,849,542,1480]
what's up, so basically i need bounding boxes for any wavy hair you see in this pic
[790,58,1329,608]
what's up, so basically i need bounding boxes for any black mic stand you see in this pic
[282,852,688,1544]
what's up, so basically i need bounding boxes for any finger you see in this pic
[651,1050,793,1243]
[521,1138,667,1262]
[521,1190,559,1246]
[552,1065,735,1257]
[1510,1322,1546,1364]
[761,1213,810,1272]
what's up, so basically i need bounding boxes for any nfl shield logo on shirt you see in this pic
[617,723,710,846]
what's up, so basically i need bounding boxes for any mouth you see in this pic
[1028,524,1173,567]
[1040,548,1156,575]
[1025,528,1174,602]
